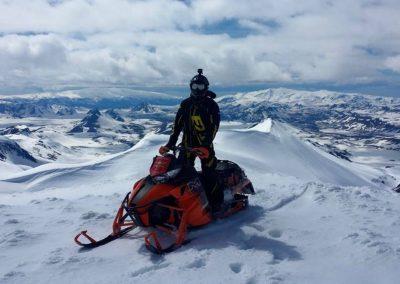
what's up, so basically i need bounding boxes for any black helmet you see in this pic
[190,69,209,98]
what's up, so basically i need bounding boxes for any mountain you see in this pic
[0,121,399,283]
[68,108,147,136]
[0,88,180,111]
[218,88,400,151]
[69,109,102,133]
[105,109,124,122]
[0,136,37,166]
[218,88,400,129]
[131,102,159,113]
[0,102,77,118]
[0,125,33,136]
[1,87,398,168]
[53,105,77,116]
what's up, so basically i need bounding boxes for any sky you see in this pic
[0,0,400,97]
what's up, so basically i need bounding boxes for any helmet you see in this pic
[190,69,209,98]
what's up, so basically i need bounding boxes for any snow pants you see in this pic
[179,146,223,210]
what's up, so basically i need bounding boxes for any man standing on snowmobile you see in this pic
[159,69,222,212]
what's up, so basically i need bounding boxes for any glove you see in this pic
[192,147,210,159]
[159,146,170,155]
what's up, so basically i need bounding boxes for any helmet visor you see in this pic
[191,83,206,90]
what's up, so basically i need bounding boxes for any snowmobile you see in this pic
[74,145,255,254]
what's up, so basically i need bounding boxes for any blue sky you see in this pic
[0,0,399,97]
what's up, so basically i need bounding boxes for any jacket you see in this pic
[166,91,220,148]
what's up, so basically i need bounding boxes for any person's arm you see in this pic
[202,100,220,147]
[165,105,184,148]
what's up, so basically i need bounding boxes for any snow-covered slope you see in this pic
[218,120,381,187]
[0,136,37,164]
[0,136,40,178]
[0,121,399,283]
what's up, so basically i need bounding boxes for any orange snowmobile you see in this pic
[74,146,255,254]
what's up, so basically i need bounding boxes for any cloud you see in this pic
[0,0,399,89]
[0,34,67,85]
[385,55,400,73]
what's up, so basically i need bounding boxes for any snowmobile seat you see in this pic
[216,160,255,194]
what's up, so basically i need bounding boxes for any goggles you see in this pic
[191,83,206,90]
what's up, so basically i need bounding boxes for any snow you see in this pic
[217,120,381,187]
[0,161,28,179]
[1,120,400,283]
[0,136,38,167]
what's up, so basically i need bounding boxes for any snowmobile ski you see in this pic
[75,226,135,249]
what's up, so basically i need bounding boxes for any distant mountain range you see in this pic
[0,102,77,118]
[1,87,399,168]
[217,88,400,151]
[0,88,180,118]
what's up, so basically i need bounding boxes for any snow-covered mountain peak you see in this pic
[104,109,124,122]
[217,121,381,187]
[86,108,101,117]
[69,108,125,134]
[246,118,273,133]
[69,109,102,133]
[131,102,159,113]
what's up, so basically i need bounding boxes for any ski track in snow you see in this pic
[1,121,400,283]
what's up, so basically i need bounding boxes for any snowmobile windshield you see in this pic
[153,168,181,183]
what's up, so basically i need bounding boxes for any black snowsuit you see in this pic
[166,92,222,209]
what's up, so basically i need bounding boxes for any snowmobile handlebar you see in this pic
[170,144,191,152]
[168,145,199,157]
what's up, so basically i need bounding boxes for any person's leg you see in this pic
[177,148,196,167]
[201,148,223,211]
[177,149,196,180]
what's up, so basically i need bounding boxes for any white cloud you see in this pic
[0,34,67,85]
[0,0,399,88]
[385,55,400,73]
